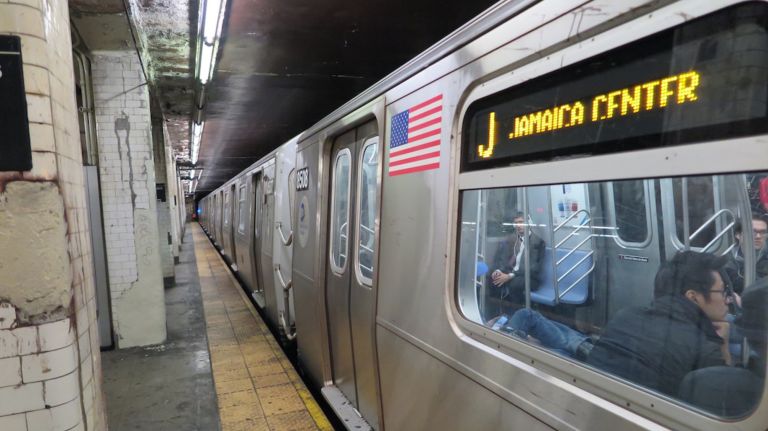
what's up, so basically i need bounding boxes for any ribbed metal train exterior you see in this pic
[199,1,768,429]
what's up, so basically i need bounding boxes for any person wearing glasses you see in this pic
[725,212,768,294]
[587,251,734,397]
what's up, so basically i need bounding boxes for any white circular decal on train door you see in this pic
[298,195,310,248]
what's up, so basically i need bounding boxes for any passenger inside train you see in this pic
[487,211,545,314]
[457,172,768,416]
[725,212,768,293]
[587,251,734,394]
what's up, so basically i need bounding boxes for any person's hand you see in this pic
[712,321,730,345]
[712,320,732,365]
[731,292,742,308]
[491,270,513,286]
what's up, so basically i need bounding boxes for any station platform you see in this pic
[101,224,332,431]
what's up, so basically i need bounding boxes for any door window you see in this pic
[330,150,352,273]
[356,139,378,284]
[238,185,247,233]
[611,180,650,245]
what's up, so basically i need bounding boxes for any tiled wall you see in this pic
[91,51,167,349]
[0,0,107,430]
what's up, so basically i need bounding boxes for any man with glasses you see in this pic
[587,251,734,397]
[725,212,768,294]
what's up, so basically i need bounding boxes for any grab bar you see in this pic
[276,221,293,246]
[554,209,590,232]
[274,264,296,341]
[689,209,734,242]
[557,250,595,284]
[559,260,596,299]
[701,221,736,254]
[556,216,591,248]
[275,263,292,291]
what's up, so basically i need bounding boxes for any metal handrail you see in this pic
[559,260,596,299]
[276,221,293,246]
[554,209,590,232]
[557,249,595,283]
[701,221,736,254]
[361,223,375,235]
[274,264,296,341]
[556,216,591,248]
[556,234,594,266]
[689,209,735,242]
[552,209,595,304]
[721,242,738,257]
[275,263,292,291]
[339,222,348,261]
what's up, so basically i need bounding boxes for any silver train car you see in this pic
[199,0,768,429]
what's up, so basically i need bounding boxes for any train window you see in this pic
[462,2,768,172]
[237,185,246,233]
[330,149,351,273]
[456,171,768,418]
[356,138,378,285]
[611,180,650,244]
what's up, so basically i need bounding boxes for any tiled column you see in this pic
[163,123,184,261]
[91,51,167,348]
[0,0,107,430]
[152,117,175,280]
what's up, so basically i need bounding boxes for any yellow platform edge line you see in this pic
[192,225,332,430]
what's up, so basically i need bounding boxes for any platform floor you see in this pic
[194,225,332,431]
[101,224,332,430]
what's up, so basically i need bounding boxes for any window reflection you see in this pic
[457,172,767,417]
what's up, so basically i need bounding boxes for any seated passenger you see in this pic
[738,278,768,377]
[678,277,768,416]
[505,308,593,360]
[488,211,545,313]
[587,251,733,397]
[724,213,768,294]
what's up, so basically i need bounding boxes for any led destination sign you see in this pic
[463,3,768,171]
[477,71,701,159]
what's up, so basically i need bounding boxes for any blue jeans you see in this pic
[509,308,590,357]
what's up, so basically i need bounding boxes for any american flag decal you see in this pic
[388,94,443,176]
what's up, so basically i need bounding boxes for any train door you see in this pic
[229,183,238,267]
[251,172,266,306]
[260,162,278,326]
[601,180,662,319]
[325,121,380,429]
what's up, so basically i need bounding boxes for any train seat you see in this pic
[531,248,592,306]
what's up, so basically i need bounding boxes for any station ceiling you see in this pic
[69,0,499,196]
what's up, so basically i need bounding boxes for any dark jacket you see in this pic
[724,246,768,294]
[587,295,726,396]
[489,232,546,284]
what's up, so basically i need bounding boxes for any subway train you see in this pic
[198,0,768,429]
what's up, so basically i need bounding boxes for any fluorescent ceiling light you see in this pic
[203,0,224,43]
[190,121,204,164]
[199,43,215,84]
